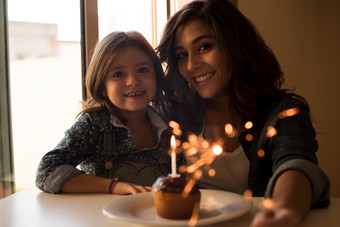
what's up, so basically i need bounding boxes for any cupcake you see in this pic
[152,176,201,219]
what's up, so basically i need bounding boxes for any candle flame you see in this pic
[170,135,176,151]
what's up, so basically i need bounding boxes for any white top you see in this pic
[185,145,250,194]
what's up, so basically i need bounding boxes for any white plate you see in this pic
[102,189,252,226]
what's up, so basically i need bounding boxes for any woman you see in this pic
[157,0,330,226]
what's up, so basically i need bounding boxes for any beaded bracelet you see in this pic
[109,178,118,194]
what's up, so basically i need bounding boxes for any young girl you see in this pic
[36,31,174,195]
[157,0,330,226]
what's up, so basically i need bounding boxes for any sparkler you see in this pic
[168,106,299,214]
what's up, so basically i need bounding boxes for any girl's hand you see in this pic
[251,207,302,227]
[112,182,152,195]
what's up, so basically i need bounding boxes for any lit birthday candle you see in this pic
[169,135,180,178]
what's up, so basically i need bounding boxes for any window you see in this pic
[96,0,167,49]
[7,0,82,191]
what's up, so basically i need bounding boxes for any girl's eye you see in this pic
[112,71,124,78]
[139,67,149,73]
[199,43,212,52]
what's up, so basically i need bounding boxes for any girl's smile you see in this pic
[124,90,146,98]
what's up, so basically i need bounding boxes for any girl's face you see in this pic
[174,20,230,99]
[104,46,157,113]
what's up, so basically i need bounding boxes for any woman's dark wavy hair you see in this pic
[157,0,304,133]
[79,31,165,116]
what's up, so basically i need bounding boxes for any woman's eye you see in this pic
[139,67,149,73]
[199,43,212,52]
[176,52,187,60]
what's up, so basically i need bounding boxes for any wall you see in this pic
[238,0,340,197]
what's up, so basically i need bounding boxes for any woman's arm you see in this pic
[60,173,151,194]
[251,169,312,227]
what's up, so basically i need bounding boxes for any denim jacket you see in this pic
[239,97,330,208]
[36,106,176,193]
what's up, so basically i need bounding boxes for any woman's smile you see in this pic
[174,20,229,99]
[193,71,215,84]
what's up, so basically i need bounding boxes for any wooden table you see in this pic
[0,191,339,227]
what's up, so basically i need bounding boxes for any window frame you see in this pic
[80,0,98,100]
[0,0,15,196]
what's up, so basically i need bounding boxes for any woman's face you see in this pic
[174,20,230,99]
[104,46,156,114]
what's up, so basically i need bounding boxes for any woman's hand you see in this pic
[251,207,302,227]
[112,182,152,195]
[251,169,312,227]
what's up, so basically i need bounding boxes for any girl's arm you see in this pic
[60,173,151,194]
[251,169,312,227]
[36,113,95,193]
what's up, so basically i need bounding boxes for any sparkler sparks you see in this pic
[257,149,265,158]
[169,120,180,129]
[279,107,300,119]
[212,144,223,155]
[179,132,224,198]
[188,200,200,227]
[245,121,253,129]
[185,141,222,174]
[169,120,182,136]
[245,134,254,142]
[261,198,275,209]
[266,126,277,137]
[224,123,236,137]
[243,189,253,199]
[208,168,216,177]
